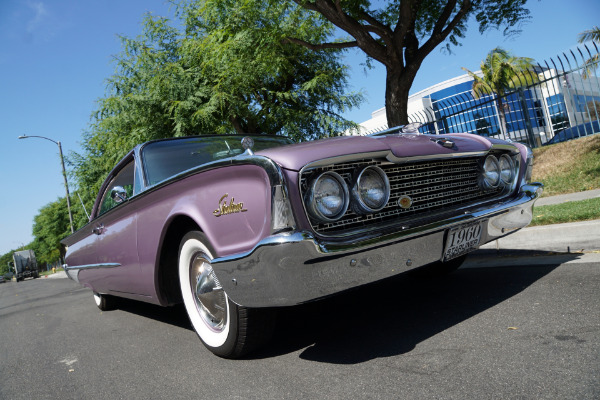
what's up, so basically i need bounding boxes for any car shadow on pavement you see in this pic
[112,298,192,331]
[252,260,572,363]
[102,252,581,363]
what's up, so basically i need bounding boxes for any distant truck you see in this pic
[12,250,39,282]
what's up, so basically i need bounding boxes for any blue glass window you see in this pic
[546,94,569,131]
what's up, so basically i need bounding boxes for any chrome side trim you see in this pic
[385,151,487,164]
[211,182,543,308]
[64,263,121,284]
[64,263,121,270]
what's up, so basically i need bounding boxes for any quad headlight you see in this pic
[305,172,349,222]
[480,153,518,191]
[481,155,500,189]
[498,154,515,185]
[306,166,392,223]
[351,166,390,214]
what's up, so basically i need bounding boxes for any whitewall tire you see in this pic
[178,231,276,358]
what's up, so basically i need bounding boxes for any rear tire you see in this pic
[93,292,117,311]
[178,231,275,358]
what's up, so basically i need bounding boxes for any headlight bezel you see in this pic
[305,171,350,223]
[480,155,501,190]
[351,166,391,214]
[498,154,516,186]
[479,151,521,193]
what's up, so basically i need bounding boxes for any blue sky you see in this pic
[0,0,598,256]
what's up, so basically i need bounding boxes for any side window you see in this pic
[98,161,135,216]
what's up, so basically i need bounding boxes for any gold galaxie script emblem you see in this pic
[213,194,248,217]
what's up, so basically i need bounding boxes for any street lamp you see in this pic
[18,135,75,233]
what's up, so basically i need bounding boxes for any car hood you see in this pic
[257,133,494,171]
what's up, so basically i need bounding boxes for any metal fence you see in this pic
[400,43,600,148]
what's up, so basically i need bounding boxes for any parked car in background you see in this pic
[62,127,543,358]
[545,120,600,145]
[0,275,5,284]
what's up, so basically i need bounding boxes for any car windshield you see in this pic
[141,135,293,186]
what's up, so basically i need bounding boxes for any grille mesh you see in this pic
[300,156,502,234]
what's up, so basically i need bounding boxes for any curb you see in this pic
[479,219,600,254]
[464,251,600,269]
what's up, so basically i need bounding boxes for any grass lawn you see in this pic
[530,197,600,226]
[532,135,600,196]
[529,135,600,226]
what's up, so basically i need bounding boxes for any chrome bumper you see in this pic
[212,183,544,308]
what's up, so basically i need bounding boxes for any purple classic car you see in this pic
[62,127,543,358]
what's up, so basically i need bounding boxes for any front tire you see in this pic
[178,231,274,358]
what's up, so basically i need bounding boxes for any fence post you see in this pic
[518,88,538,147]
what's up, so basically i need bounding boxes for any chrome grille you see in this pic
[300,156,502,234]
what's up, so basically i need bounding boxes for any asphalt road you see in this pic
[1,255,598,400]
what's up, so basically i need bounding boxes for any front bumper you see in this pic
[212,182,544,308]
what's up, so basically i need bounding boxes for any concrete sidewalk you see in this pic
[535,188,600,207]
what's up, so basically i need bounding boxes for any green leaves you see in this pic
[32,198,72,265]
[461,47,537,137]
[173,0,361,140]
[70,0,361,191]
[462,47,537,100]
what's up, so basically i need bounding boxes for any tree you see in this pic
[70,2,362,208]
[32,198,71,266]
[1,251,14,275]
[175,0,362,140]
[461,47,536,138]
[286,0,532,127]
[578,26,600,79]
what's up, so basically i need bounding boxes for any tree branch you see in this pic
[284,37,358,50]
[292,0,390,66]
[418,0,472,59]
[357,9,390,40]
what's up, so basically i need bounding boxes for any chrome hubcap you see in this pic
[190,253,227,332]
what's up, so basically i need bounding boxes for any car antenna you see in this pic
[76,192,90,220]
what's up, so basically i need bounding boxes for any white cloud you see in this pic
[26,1,48,34]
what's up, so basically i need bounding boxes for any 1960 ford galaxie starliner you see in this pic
[62,127,543,358]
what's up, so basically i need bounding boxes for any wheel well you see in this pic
[157,216,201,305]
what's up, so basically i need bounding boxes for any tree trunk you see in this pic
[385,65,418,127]
[496,98,508,140]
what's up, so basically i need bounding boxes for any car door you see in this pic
[89,157,144,296]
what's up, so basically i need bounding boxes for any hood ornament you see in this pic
[431,137,455,149]
[401,122,423,134]
[241,136,254,155]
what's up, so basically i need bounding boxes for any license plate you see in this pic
[443,221,484,261]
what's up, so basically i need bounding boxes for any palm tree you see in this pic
[462,48,537,139]
[578,26,600,79]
